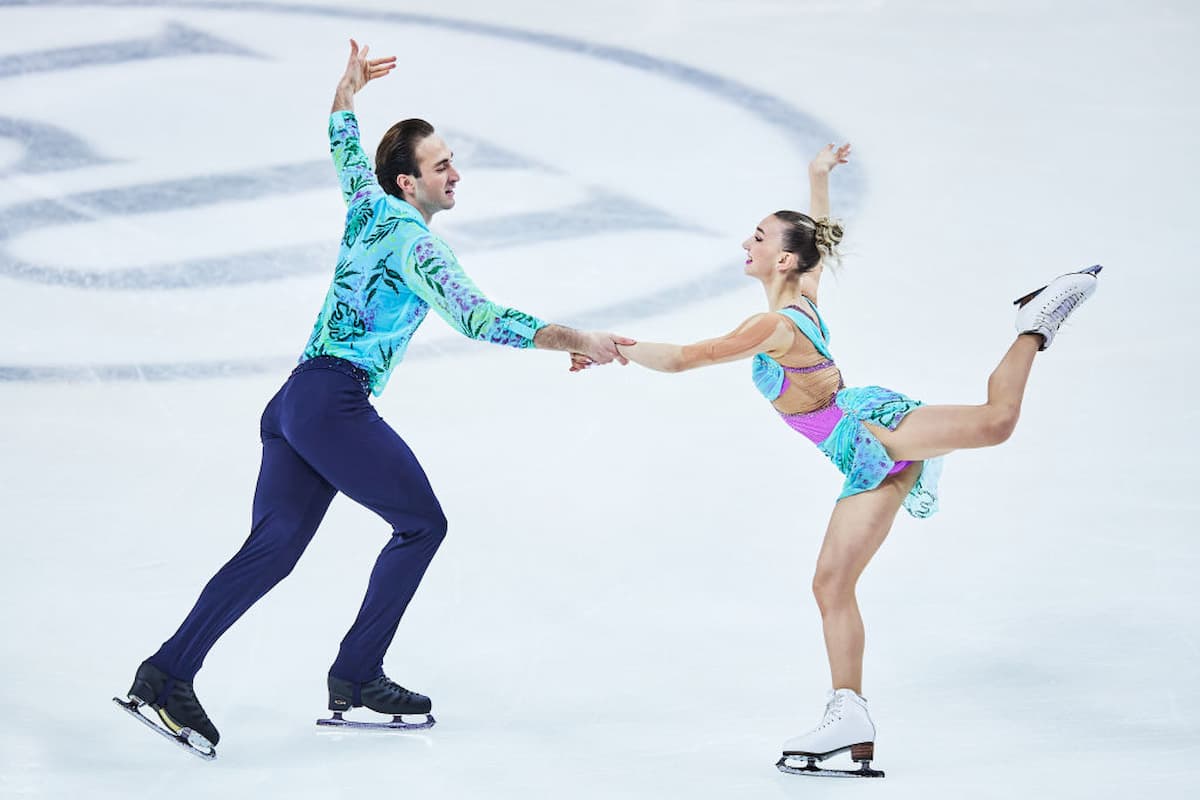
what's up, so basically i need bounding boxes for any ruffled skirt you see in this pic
[781,385,942,518]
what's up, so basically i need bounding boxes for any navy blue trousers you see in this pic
[148,358,447,684]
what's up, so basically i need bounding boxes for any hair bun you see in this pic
[813,217,844,254]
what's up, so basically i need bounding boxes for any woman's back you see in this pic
[758,301,844,415]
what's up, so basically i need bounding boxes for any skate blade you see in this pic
[113,697,217,761]
[1013,264,1102,307]
[776,755,883,778]
[315,710,436,731]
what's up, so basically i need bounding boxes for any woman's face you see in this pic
[741,215,789,280]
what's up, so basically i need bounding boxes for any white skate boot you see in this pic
[776,688,882,778]
[1013,264,1102,350]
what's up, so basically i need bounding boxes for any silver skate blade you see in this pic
[315,710,436,731]
[113,697,217,761]
[776,756,884,778]
[1080,264,1103,276]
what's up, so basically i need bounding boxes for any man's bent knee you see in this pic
[396,507,448,542]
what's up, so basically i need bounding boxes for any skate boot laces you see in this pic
[814,691,846,731]
[378,676,418,699]
[1056,293,1083,319]
[1041,290,1084,327]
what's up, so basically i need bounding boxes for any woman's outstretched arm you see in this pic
[808,143,850,220]
[613,313,794,373]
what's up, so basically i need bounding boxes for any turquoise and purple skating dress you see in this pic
[753,300,942,518]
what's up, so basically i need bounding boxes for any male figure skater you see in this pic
[116,40,632,758]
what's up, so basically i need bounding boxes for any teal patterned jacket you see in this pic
[301,111,546,395]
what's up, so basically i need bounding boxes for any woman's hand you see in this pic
[809,143,851,176]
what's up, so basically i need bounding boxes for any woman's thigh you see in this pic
[815,463,921,584]
[864,404,993,462]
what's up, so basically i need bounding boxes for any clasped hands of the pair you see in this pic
[568,332,636,373]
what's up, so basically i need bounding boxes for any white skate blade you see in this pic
[776,755,884,778]
[316,710,436,731]
[113,697,217,761]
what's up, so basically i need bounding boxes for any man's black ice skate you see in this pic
[316,674,436,731]
[113,661,220,760]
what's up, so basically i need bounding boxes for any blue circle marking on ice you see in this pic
[0,0,862,382]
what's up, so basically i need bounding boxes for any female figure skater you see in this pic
[589,144,1100,776]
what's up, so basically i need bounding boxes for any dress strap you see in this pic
[776,303,834,361]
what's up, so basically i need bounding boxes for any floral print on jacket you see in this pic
[302,111,545,395]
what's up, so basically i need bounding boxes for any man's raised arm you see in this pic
[326,40,395,209]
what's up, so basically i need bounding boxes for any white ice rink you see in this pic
[2,1,1198,797]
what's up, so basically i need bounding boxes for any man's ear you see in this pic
[396,174,414,198]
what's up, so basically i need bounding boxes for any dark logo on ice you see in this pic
[0,1,858,381]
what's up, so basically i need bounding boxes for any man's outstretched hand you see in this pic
[332,38,396,112]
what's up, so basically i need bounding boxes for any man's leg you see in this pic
[281,372,447,684]
[148,429,337,681]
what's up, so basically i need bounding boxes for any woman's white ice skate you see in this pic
[776,688,883,778]
[1013,264,1102,350]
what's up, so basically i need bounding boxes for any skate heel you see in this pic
[850,742,874,761]
[327,676,357,712]
[127,679,157,707]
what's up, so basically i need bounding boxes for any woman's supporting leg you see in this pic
[871,334,1041,462]
[812,463,920,694]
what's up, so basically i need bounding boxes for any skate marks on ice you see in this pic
[316,711,436,732]
[111,697,217,761]
[777,741,883,779]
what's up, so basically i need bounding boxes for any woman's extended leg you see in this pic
[870,333,1041,462]
[812,463,921,693]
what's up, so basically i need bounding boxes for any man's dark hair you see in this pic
[375,118,435,199]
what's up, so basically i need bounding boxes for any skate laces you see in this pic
[1025,287,1082,334]
[815,691,845,730]
[378,676,415,699]
[1052,293,1081,320]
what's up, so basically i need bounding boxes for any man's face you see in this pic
[407,134,459,218]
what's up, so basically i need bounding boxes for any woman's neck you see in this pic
[764,269,821,311]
